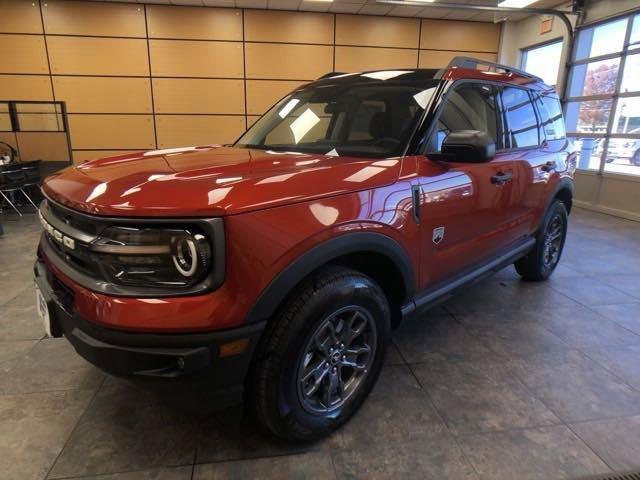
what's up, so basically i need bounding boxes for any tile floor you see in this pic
[2,207,640,480]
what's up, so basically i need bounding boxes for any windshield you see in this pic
[235,79,439,158]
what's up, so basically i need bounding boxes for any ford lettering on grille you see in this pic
[39,210,76,250]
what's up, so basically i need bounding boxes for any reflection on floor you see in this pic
[2,208,640,480]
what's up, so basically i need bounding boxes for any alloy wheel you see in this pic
[296,306,377,415]
[542,213,564,269]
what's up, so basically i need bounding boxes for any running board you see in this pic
[401,237,535,320]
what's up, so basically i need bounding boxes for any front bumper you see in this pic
[34,259,266,409]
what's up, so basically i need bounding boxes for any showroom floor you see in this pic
[2,208,640,480]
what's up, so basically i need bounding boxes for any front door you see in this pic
[414,81,522,287]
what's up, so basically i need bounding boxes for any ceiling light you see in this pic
[497,0,537,7]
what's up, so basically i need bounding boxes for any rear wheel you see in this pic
[247,266,390,441]
[632,150,640,167]
[515,200,568,281]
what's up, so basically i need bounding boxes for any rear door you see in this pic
[496,86,564,237]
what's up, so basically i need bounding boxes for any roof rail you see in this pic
[439,56,545,83]
[318,72,347,79]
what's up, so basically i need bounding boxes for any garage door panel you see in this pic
[244,10,333,44]
[245,43,332,80]
[336,15,419,49]
[68,114,155,150]
[47,37,149,76]
[155,115,245,148]
[149,40,243,78]
[0,34,49,74]
[53,77,152,113]
[246,80,305,115]
[42,1,146,37]
[146,5,242,41]
[152,78,244,114]
[335,46,418,72]
[420,19,500,52]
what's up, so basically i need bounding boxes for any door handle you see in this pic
[491,171,513,185]
[541,161,557,172]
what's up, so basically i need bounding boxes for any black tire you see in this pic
[247,266,390,442]
[632,150,640,167]
[515,200,568,281]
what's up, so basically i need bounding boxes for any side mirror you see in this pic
[441,130,495,163]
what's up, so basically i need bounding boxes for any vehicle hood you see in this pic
[43,146,402,217]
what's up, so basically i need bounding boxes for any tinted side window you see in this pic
[428,83,499,152]
[539,95,566,141]
[499,87,539,148]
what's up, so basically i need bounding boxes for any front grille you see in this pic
[40,198,106,282]
[49,201,99,236]
[44,233,97,278]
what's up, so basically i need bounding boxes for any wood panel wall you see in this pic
[0,0,501,164]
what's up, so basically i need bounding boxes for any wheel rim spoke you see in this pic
[345,345,370,356]
[301,358,326,384]
[303,366,328,397]
[324,369,341,407]
[344,311,367,345]
[341,358,367,371]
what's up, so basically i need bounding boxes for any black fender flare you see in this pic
[244,232,416,325]
[548,177,575,214]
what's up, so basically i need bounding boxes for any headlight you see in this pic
[90,226,212,289]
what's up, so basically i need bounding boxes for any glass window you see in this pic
[612,97,640,134]
[500,87,539,148]
[620,53,640,93]
[521,41,563,86]
[15,103,64,132]
[603,138,640,174]
[567,58,620,97]
[537,94,566,141]
[575,18,628,60]
[427,83,499,152]
[570,136,604,170]
[631,14,640,46]
[568,12,640,176]
[236,80,438,158]
[565,99,613,134]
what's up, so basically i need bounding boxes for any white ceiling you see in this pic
[93,0,571,23]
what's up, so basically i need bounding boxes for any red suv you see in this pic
[34,58,575,441]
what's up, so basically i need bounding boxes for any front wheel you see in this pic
[515,200,568,281]
[247,266,390,441]
[632,150,640,167]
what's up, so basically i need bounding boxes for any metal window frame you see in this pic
[565,11,640,175]
[520,37,564,87]
[0,100,72,168]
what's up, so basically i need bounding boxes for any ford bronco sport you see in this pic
[34,57,575,441]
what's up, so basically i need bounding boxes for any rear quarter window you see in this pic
[499,87,539,149]
[538,94,566,141]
